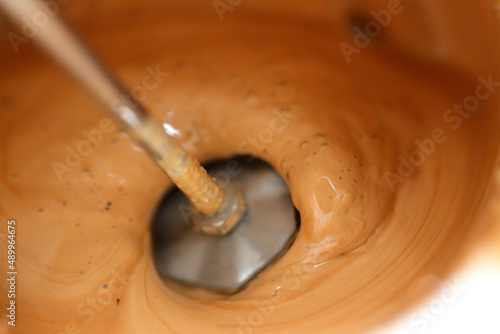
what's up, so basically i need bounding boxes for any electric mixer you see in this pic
[0,0,298,293]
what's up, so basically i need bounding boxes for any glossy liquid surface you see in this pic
[1,1,500,333]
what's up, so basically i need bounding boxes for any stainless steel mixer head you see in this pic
[152,157,299,293]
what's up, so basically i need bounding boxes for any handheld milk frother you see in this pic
[0,0,298,292]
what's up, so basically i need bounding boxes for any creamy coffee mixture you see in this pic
[1,1,500,333]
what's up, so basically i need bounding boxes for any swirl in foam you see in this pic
[0,1,499,333]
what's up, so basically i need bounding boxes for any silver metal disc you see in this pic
[151,157,298,293]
